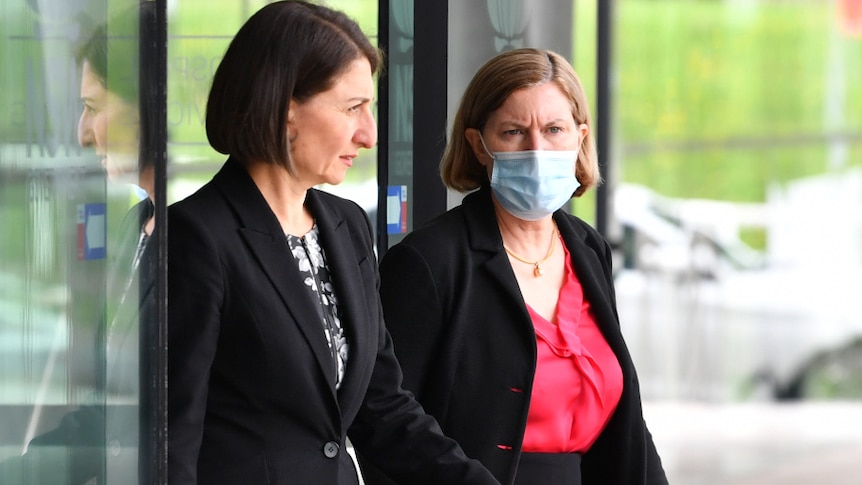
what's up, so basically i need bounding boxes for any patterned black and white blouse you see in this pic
[286,224,349,389]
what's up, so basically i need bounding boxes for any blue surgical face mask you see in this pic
[479,134,580,221]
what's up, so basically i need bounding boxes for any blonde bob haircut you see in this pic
[441,48,601,196]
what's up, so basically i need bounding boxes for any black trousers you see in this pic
[513,452,582,485]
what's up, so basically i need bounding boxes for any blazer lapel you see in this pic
[213,159,339,390]
[305,190,371,411]
[462,188,536,336]
[554,214,628,353]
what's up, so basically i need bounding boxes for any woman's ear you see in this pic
[465,128,491,167]
[578,123,589,144]
[287,99,298,140]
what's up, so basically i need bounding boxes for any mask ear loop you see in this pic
[476,131,495,160]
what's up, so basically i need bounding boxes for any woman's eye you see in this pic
[503,129,522,136]
[547,126,562,134]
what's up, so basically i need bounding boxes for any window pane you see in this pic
[613,0,862,482]
[0,1,155,482]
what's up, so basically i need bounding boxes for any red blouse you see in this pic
[521,244,623,453]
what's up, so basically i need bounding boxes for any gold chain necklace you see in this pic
[503,223,558,277]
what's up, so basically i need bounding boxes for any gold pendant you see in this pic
[533,264,544,277]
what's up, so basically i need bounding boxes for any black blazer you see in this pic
[167,158,498,485]
[361,186,668,485]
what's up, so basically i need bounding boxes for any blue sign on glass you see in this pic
[77,203,106,260]
[387,185,408,234]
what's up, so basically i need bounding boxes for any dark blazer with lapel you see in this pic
[167,158,498,485]
[362,186,668,485]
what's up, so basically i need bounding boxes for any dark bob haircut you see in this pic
[206,0,381,171]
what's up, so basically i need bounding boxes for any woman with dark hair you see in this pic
[167,2,498,484]
[360,48,668,485]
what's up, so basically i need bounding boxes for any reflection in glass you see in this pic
[0,2,156,483]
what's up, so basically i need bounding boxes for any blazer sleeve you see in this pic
[351,324,498,484]
[374,241,445,397]
[167,204,225,484]
[598,236,621,318]
[346,226,497,484]
[645,427,669,485]
[0,406,103,485]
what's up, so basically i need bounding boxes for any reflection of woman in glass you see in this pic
[0,4,158,484]
[77,3,157,234]
[76,3,160,483]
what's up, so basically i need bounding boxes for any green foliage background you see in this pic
[568,0,862,245]
[613,0,860,202]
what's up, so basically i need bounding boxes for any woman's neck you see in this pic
[247,162,314,236]
[493,198,556,259]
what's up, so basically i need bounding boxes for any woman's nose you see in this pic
[355,111,378,149]
[78,110,94,148]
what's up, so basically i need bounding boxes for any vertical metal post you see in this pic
[376,0,390,256]
[596,0,613,237]
[412,0,448,228]
[151,0,169,482]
